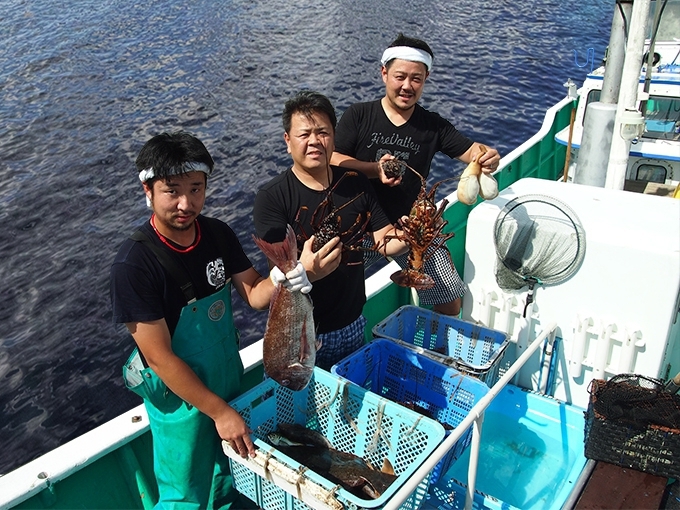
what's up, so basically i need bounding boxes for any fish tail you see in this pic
[253,224,298,273]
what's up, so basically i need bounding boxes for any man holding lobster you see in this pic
[253,90,408,370]
[331,33,501,317]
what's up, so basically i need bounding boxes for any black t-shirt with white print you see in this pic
[252,166,390,334]
[110,215,252,337]
[334,99,474,223]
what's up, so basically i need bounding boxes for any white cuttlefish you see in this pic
[457,145,499,205]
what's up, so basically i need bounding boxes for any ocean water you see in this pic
[0,0,611,474]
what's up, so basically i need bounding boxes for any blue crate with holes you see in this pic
[224,367,445,510]
[372,305,510,386]
[331,339,489,484]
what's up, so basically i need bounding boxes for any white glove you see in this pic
[269,262,312,294]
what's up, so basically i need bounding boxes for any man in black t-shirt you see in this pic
[331,33,501,317]
[253,91,408,370]
[110,132,311,508]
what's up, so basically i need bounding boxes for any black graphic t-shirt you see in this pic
[252,166,390,334]
[334,99,474,222]
[110,215,252,336]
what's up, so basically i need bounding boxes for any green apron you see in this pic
[124,283,243,509]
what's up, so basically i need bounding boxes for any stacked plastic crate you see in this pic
[332,305,509,483]
[224,306,509,509]
[224,368,445,510]
[372,305,509,387]
[331,339,489,484]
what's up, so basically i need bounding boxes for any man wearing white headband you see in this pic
[331,33,501,317]
[110,131,312,508]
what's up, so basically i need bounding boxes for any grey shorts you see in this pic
[364,237,467,306]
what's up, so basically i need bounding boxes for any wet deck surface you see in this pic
[575,461,668,509]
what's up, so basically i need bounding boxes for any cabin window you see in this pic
[635,163,667,183]
[582,90,602,126]
[642,97,680,141]
[581,92,680,142]
[648,0,680,41]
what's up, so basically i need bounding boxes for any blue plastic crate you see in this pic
[372,305,509,386]
[223,367,445,510]
[331,339,489,484]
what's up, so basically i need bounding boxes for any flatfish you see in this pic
[253,225,316,391]
[268,424,397,500]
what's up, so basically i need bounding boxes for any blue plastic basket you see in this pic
[331,339,489,484]
[372,305,509,386]
[224,367,445,510]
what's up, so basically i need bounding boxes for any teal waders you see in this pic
[124,283,243,509]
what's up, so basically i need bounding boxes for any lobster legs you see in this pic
[294,171,371,264]
[374,162,457,290]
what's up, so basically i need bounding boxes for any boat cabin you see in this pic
[556,10,680,188]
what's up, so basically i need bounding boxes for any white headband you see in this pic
[139,162,212,208]
[138,161,212,183]
[381,46,433,71]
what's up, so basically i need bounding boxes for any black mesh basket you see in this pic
[584,375,680,479]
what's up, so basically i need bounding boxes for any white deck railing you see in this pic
[383,321,559,510]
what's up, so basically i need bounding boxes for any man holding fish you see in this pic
[253,91,409,371]
[110,132,314,508]
[331,33,501,317]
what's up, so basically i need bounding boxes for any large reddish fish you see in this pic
[253,225,316,391]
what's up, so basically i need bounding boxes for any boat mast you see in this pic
[605,0,652,189]
[600,2,630,105]
[573,0,631,187]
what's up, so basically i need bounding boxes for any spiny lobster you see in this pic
[377,163,459,289]
[294,171,370,264]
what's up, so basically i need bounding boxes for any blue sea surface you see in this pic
[0,0,611,474]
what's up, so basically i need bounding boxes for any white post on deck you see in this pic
[573,0,630,187]
[465,413,484,510]
[605,0,652,189]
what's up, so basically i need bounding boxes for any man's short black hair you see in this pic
[282,91,337,133]
[136,132,214,183]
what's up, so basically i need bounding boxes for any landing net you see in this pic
[493,194,586,315]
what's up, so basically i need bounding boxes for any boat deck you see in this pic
[574,462,669,509]
[624,179,680,197]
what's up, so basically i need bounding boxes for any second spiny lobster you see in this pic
[378,162,457,289]
[294,171,370,264]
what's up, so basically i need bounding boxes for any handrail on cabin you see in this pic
[383,321,559,510]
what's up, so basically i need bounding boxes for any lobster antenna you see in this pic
[403,163,462,188]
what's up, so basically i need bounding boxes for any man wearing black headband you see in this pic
[331,33,501,317]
